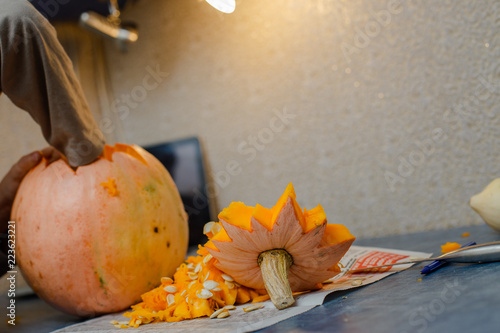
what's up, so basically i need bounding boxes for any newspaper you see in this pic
[54,245,431,333]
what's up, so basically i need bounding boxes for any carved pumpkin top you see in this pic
[205,183,355,291]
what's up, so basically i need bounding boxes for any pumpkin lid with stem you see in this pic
[205,183,355,309]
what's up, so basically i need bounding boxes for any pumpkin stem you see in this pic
[257,249,295,310]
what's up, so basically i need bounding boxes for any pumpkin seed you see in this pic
[351,279,363,286]
[204,272,210,281]
[209,308,226,319]
[212,287,222,291]
[203,222,215,235]
[196,288,213,299]
[188,272,198,280]
[188,281,196,289]
[203,254,213,265]
[217,311,230,319]
[135,319,142,325]
[202,288,214,298]
[161,277,173,284]
[243,304,264,312]
[181,290,187,296]
[187,263,194,270]
[167,294,175,306]
[223,305,236,310]
[203,280,219,290]
[194,263,202,273]
[221,274,234,282]
[225,281,235,289]
[164,285,177,293]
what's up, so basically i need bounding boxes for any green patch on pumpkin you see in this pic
[144,184,156,193]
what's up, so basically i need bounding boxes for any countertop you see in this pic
[2,224,499,333]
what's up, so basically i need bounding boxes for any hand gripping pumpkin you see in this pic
[205,183,355,309]
[11,143,189,317]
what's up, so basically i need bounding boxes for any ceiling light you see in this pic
[205,0,235,13]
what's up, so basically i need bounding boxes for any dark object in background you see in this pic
[79,0,139,51]
[31,0,139,51]
[29,0,131,22]
[145,138,212,246]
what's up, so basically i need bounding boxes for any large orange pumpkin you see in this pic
[11,143,189,317]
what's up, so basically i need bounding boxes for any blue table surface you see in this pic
[2,224,499,333]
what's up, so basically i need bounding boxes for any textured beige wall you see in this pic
[1,0,499,239]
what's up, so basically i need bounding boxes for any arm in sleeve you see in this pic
[0,0,105,167]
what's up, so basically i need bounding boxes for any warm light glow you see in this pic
[206,0,235,13]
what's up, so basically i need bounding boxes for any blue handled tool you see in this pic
[420,241,476,275]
